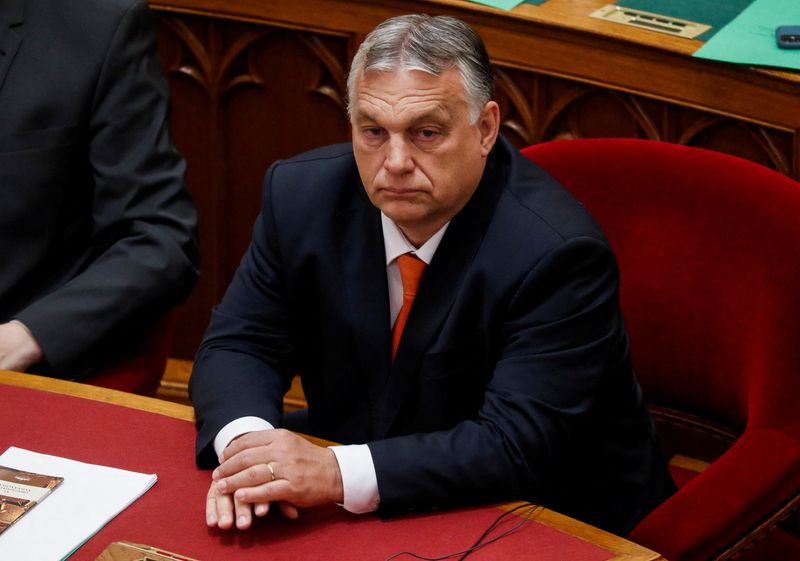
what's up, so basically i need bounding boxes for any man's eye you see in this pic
[416,128,440,140]
[363,128,384,138]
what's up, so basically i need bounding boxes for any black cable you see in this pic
[457,503,540,561]
[383,502,540,561]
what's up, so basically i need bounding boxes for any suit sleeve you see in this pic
[190,162,296,469]
[368,236,629,513]
[14,0,199,372]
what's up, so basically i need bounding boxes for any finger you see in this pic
[220,429,283,462]
[215,489,236,530]
[217,462,274,494]
[217,445,277,480]
[253,463,275,517]
[234,495,254,530]
[278,501,299,520]
[235,479,292,504]
[206,482,219,527]
[216,447,264,480]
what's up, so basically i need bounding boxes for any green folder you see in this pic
[693,0,800,71]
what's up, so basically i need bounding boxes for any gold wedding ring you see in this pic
[267,462,276,481]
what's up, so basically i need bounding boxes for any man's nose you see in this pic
[383,135,414,175]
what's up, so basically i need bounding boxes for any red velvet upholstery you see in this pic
[521,139,800,561]
[83,311,175,396]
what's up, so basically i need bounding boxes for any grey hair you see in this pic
[346,14,495,123]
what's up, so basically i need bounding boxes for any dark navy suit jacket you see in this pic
[0,0,198,374]
[190,136,674,535]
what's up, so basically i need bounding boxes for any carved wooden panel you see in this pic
[494,66,794,176]
[154,13,351,357]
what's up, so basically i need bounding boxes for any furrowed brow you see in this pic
[408,107,451,127]
[353,108,379,123]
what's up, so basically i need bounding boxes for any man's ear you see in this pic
[477,101,500,157]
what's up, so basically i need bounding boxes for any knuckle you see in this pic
[246,466,261,484]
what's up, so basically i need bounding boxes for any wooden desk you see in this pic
[0,370,663,561]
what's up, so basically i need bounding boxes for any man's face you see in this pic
[351,68,499,247]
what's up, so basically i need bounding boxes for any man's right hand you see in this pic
[0,322,43,372]
[206,479,247,529]
[205,478,299,530]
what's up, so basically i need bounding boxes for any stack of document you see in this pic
[0,447,156,561]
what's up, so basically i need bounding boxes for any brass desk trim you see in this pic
[590,4,711,39]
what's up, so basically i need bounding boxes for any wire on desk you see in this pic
[383,502,541,561]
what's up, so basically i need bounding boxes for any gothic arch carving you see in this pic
[678,117,790,174]
[155,15,271,102]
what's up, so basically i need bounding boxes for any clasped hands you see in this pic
[206,429,344,530]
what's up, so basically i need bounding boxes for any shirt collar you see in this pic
[381,213,449,266]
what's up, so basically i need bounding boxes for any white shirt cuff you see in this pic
[213,416,273,459]
[329,444,380,514]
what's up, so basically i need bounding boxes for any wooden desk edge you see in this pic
[0,370,196,422]
[504,503,664,561]
[0,371,339,447]
[1,370,664,561]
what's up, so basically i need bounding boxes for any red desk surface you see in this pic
[1,382,617,561]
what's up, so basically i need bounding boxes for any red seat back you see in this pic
[84,311,175,396]
[521,139,800,433]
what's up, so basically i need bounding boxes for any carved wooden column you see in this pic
[153,13,352,357]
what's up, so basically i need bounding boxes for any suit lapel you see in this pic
[338,195,393,435]
[376,142,510,438]
[0,0,24,93]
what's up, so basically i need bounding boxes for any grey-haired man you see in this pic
[191,14,674,536]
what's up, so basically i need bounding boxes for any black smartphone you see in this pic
[776,26,800,49]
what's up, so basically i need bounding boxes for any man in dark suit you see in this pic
[192,14,674,536]
[0,0,199,375]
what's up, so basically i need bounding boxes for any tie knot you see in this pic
[397,253,426,298]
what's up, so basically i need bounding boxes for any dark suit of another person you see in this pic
[0,0,198,375]
[190,136,675,536]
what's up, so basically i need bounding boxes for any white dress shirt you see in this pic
[213,213,449,513]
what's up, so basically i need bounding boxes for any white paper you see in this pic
[0,447,157,561]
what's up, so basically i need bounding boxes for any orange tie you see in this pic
[391,253,426,360]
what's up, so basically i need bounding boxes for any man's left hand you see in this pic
[213,429,345,514]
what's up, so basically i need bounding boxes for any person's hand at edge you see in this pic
[0,322,44,372]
